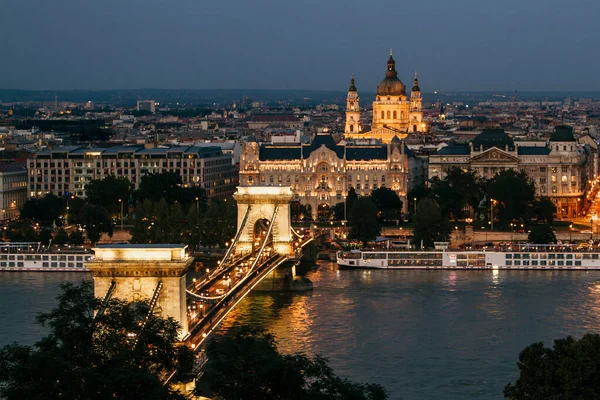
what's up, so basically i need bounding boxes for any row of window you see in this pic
[506,260,583,266]
[506,253,595,260]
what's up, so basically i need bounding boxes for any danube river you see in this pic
[2,264,600,399]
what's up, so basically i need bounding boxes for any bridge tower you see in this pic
[233,186,293,256]
[86,244,193,339]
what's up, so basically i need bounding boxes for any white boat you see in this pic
[0,242,93,272]
[336,244,600,270]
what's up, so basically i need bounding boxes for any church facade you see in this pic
[239,133,426,219]
[344,52,425,143]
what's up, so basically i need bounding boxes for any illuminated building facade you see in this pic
[239,133,426,218]
[428,127,589,219]
[0,162,27,220]
[27,145,238,200]
[344,51,425,143]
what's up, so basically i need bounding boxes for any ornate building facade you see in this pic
[239,133,426,219]
[428,127,590,219]
[344,52,425,143]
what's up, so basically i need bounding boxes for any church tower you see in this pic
[345,74,362,134]
[409,72,424,132]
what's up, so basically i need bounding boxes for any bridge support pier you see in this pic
[86,245,193,340]
[233,186,294,256]
[255,260,313,292]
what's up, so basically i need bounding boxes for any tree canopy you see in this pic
[20,194,64,225]
[429,168,483,220]
[197,327,388,400]
[78,204,113,244]
[528,224,557,244]
[348,197,381,247]
[370,187,403,223]
[486,170,536,228]
[0,281,194,400]
[412,198,450,249]
[85,176,132,215]
[135,172,206,209]
[505,334,600,399]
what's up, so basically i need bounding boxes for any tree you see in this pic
[85,176,132,216]
[0,281,194,400]
[346,187,358,215]
[20,194,64,225]
[370,187,403,223]
[528,224,557,244]
[535,197,556,224]
[200,199,237,248]
[504,334,600,399]
[53,228,68,246]
[412,198,451,249]
[135,172,208,210]
[135,172,184,204]
[348,197,381,247]
[486,170,536,228]
[65,196,86,225]
[5,222,38,242]
[68,230,84,245]
[78,204,113,244]
[197,327,387,400]
[37,229,52,246]
[429,168,483,220]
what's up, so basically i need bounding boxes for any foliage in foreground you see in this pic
[505,334,600,399]
[0,281,194,400]
[197,327,388,400]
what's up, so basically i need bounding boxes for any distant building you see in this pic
[240,132,426,217]
[428,127,590,219]
[27,146,238,200]
[246,114,303,130]
[136,100,156,114]
[0,161,27,220]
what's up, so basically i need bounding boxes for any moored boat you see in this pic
[336,244,600,270]
[0,242,93,272]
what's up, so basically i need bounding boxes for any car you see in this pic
[577,242,592,250]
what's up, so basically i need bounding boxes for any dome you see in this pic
[377,54,406,96]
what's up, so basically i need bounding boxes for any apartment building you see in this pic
[0,162,27,220]
[27,145,238,200]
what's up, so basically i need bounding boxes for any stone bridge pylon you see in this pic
[233,186,294,256]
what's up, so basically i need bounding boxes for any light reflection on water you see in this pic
[2,267,600,399]
[215,264,600,400]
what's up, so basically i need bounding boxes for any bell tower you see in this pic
[409,72,424,132]
[344,74,362,134]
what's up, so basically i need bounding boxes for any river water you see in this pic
[2,264,600,399]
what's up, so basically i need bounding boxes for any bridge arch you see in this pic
[233,186,293,256]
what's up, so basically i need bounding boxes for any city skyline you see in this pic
[2,0,599,92]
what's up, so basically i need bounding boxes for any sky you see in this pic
[1,0,599,92]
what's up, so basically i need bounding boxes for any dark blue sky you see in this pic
[1,0,599,92]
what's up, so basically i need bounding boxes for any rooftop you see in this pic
[550,126,576,142]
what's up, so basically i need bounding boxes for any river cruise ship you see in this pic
[0,242,93,272]
[337,244,600,270]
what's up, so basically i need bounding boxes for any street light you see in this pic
[413,197,417,215]
[490,198,496,231]
[118,199,124,231]
[569,224,573,242]
[195,196,199,214]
